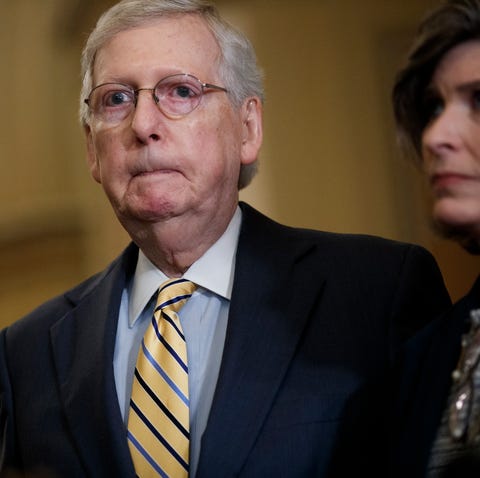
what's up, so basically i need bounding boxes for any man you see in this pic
[0,1,451,477]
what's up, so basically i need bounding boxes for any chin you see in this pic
[434,198,480,228]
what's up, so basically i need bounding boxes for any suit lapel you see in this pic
[197,204,326,476]
[50,245,138,477]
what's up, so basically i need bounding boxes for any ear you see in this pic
[84,124,101,184]
[240,97,263,165]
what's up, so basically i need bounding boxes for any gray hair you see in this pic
[80,0,264,189]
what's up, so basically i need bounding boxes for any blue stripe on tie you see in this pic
[130,401,189,472]
[141,341,189,406]
[127,430,169,478]
[164,313,185,340]
[156,293,193,312]
[152,314,188,373]
[155,309,186,341]
[134,368,189,439]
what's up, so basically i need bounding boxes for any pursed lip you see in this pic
[129,153,185,180]
[131,160,182,177]
[134,168,176,177]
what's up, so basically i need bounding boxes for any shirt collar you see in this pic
[128,206,242,327]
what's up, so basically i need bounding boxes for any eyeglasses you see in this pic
[84,73,228,123]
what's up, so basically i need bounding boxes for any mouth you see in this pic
[430,172,473,192]
[133,168,179,178]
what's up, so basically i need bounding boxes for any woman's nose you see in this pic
[422,106,462,157]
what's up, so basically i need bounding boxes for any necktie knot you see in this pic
[155,278,197,317]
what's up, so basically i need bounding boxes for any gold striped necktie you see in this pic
[127,278,196,478]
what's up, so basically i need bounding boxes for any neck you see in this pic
[125,204,238,277]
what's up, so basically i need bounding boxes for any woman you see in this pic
[392,0,480,476]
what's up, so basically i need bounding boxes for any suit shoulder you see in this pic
[240,201,436,266]
[284,222,431,263]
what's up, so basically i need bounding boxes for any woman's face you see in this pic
[421,39,480,243]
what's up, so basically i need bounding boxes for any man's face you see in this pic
[85,15,259,232]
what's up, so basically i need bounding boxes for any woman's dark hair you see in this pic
[393,0,480,161]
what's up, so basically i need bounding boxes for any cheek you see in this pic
[191,117,242,170]
[420,146,436,178]
[94,128,118,157]
[420,132,433,164]
[91,128,128,176]
[214,112,244,160]
[470,136,480,164]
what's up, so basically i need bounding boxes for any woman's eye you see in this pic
[472,90,480,109]
[421,94,444,125]
[431,101,444,119]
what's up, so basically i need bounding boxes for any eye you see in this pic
[472,89,480,109]
[170,82,202,100]
[174,84,196,99]
[103,89,133,107]
[156,76,202,101]
[421,93,444,126]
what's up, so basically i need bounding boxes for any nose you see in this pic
[130,89,163,143]
[422,105,462,158]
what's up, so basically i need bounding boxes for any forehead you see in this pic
[432,39,480,87]
[93,14,221,84]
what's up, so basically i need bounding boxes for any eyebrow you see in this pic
[425,79,480,98]
[456,79,480,94]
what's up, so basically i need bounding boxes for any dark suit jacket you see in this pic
[392,276,480,478]
[0,203,451,478]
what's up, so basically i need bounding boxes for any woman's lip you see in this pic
[430,172,472,189]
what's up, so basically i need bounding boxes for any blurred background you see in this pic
[2,0,479,326]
